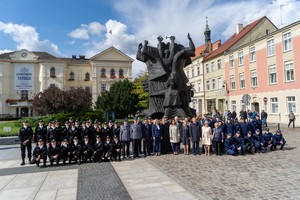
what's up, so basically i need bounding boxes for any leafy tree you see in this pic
[94,79,139,118]
[132,72,149,111]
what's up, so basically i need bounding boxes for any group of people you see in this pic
[18,111,287,168]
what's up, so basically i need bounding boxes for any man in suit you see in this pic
[19,120,33,165]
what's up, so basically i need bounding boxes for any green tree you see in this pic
[132,72,149,111]
[94,79,138,118]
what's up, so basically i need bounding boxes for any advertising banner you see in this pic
[14,64,34,91]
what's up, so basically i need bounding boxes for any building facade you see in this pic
[0,46,133,117]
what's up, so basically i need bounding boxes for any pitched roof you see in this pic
[192,40,221,61]
[203,16,267,62]
[90,46,134,62]
[0,51,57,60]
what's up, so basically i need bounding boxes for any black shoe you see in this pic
[28,159,32,164]
[20,161,25,166]
[36,163,39,167]
[78,161,81,165]
[50,162,53,166]
[40,165,46,168]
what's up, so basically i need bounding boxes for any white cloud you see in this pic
[0,21,63,57]
[0,49,13,54]
[68,21,105,40]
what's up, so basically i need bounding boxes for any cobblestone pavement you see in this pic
[147,125,300,200]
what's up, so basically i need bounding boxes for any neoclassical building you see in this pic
[0,46,133,117]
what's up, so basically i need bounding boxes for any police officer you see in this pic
[233,131,246,155]
[243,131,255,154]
[68,123,80,144]
[224,133,236,156]
[130,117,143,158]
[70,137,82,165]
[48,139,60,166]
[262,127,273,151]
[253,129,265,153]
[93,135,105,163]
[81,136,93,163]
[60,139,71,164]
[19,120,33,165]
[104,136,114,161]
[120,119,131,159]
[34,120,47,144]
[47,121,60,143]
[112,135,122,161]
[32,139,47,168]
[271,130,286,150]
[61,121,70,142]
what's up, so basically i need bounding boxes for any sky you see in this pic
[0,0,299,77]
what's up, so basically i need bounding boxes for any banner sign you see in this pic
[14,64,34,90]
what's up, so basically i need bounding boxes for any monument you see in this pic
[136,33,196,119]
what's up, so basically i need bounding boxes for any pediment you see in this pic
[90,46,134,62]
[9,49,39,61]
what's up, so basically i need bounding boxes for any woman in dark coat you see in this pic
[180,120,190,155]
[161,118,170,154]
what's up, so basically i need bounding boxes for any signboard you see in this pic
[3,127,11,132]
[14,64,34,91]
[242,94,251,106]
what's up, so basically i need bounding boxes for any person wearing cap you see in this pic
[270,130,286,151]
[130,117,143,158]
[201,120,212,156]
[142,118,152,157]
[82,136,93,163]
[224,133,236,155]
[32,139,47,168]
[248,117,256,135]
[70,137,82,165]
[255,115,262,133]
[34,120,47,144]
[243,131,255,154]
[102,122,112,140]
[68,123,80,144]
[68,117,74,124]
[80,122,88,141]
[253,129,265,153]
[61,121,70,142]
[19,120,34,165]
[236,117,249,138]
[47,121,59,144]
[60,139,71,164]
[54,120,62,143]
[233,131,246,155]
[113,122,120,139]
[48,139,60,166]
[224,117,236,139]
[93,135,105,162]
[112,135,122,161]
[152,119,162,156]
[104,136,114,161]
[120,118,131,159]
[262,128,273,151]
[288,111,296,128]
[212,122,224,156]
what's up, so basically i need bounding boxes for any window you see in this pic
[206,80,210,91]
[20,90,28,100]
[85,72,90,81]
[101,84,106,92]
[212,79,216,90]
[119,69,124,77]
[238,51,244,66]
[287,96,296,113]
[211,62,214,72]
[101,68,106,77]
[251,71,258,87]
[231,100,236,112]
[50,67,56,77]
[269,66,277,84]
[191,69,194,77]
[267,39,275,56]
[240,73,245,89]
[69,72,74,80]
[205,64,209,73]
[217,59,221,70]
[197,67,200,76]
[229,55,234,68]
[285,62,294,82]
[186,70,189,78]
[110,69,115,77]
[250,46,256,62]
[197,80,201,92]
[270,97,278,113]
[218,77,223,89]
[283,32,292,51]
[230,76,235,90]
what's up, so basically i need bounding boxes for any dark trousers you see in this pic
[171,143,179,153]
[288,119,295,128]
[192,141,200,154]
[143,139,151,156]
[122,141,130,157]
[33,155,47,166]
[132,139,141,157]
[215,141,221,155]
[153,137,161,153]
[20,142,32,159]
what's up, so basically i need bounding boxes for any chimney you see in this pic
[236,23,243,34]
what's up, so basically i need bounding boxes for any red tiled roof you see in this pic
[203,16,267,62]
[192,40,222,60]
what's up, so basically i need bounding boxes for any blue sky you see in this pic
[0,0,299,75]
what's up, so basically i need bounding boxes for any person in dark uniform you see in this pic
[243,131,255,154]
[120,119,131,159]
[189,117,202,155]
[48,139,60,166]
[19,120,33,165]
[102,122,111,140]
[60,139,71,164]
[68,123,80,144]
[70,137,82,165]
[93,135,105,162]
[80,122,88,141]
[113,122,120,139]
[81,136,93,163]
[32,139,47,168]
[253,129,265,153]
[54,120,62,144]
[233,131,246,155]
[104,136,114,161]
[262,128,273,151]
[224,133,236,155]
[61,121,70,142]
[47,121,60,144]
[112,135,122,161]
[142,118,151,157]
[130,117,143,158]
[34,120,47,144]
[271,130,286,150]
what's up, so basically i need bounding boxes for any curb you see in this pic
[0,136,20,145]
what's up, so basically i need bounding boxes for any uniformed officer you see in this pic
[253,129,265,153]
[93,135,105,163]
[243,131,255,154]
[104,136,114,161]
[47,121,60,143]
[130,117,143,158]
[271,130,286,151]
[262,127,273,151]
[32,139,47,168]
[81,136,93,163]
[70,137,82,165]
[34,120,47,144]
[61,121,70,142]
[60,139,71,164]
[233,131,246,155]
[68,123,80,144]
[120,118,131,159]
[18,120,33,165]
[112,135,122,161]
[54,120,62,143]
[48,139,60,166]
[224,133,236,155]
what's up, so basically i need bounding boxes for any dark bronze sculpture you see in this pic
[137,33,196,119]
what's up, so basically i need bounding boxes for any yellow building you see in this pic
[0,46,133,117]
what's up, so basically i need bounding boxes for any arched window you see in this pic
[69,72,74,80]
[110,68,115,78]
[50,67,56,77]
[101,68,106,77]
[119,69,124,78]
[85,72,90,81]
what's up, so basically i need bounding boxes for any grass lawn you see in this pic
[0,122,19,137]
